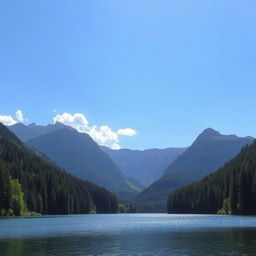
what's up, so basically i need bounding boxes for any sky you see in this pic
[0,0,256,149]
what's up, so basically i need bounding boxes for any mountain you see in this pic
[0,123,118,215]
[9,122,72,142]
[168,140,256,215]
[27,128,142,197]
[136,128,254,212]
[101,146,187,186]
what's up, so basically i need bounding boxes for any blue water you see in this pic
[1,214,256,255]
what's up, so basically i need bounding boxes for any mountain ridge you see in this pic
[9,122,74,142]
[136,128,254,212]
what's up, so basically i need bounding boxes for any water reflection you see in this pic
[1,227,256,256]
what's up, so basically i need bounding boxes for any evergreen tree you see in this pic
[230,172,237,214]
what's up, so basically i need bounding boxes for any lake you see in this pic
[1,214,256,255]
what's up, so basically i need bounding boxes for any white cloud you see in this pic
[117,128,137,136]
[15,110,24,122]
[88,125,121,150]
[0,110,28,126]
[0,115,17,126]
[53,112,137,149]
[53,112,89,132]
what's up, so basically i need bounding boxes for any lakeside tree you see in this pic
[11,179,25,216]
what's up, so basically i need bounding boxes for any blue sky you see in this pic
[0,0,256,149]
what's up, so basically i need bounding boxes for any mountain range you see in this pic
[9,122,254,213]
[10,123,186,188]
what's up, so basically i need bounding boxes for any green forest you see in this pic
[0,123,118,216]
[167,141,256,215]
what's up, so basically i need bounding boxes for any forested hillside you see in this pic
[0,123,118,216]
[167,140,256,215]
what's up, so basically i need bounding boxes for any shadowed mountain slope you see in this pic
[27,128,142,197]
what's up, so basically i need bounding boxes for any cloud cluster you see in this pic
[53,112,137,150]
[88,125,120,150]
[0,110,136,149]
[117,128,137,136]
[15,110,24,122]
[0,115,17,126]
[53,113,89,133]
[0,110,26,126]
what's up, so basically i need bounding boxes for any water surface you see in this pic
[1,214,256,255]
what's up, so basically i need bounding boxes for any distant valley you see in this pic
[101,146,187,187]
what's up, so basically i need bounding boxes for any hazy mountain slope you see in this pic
[101,147,187,186]
[27,128,140,196]
[0,123,118,215]
[136,128,254,212]
[168,140,256,215]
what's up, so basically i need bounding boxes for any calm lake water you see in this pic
[1,214,256,255]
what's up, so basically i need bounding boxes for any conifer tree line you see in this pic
[0,124,118,215]
[167,141,256,215]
